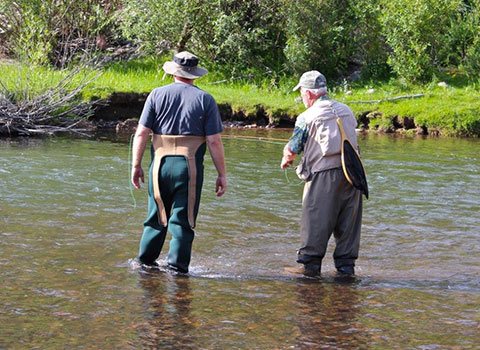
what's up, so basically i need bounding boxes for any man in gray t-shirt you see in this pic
[139,83,223,136]
[131,51,227,273]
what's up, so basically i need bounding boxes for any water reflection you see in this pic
[136,273,196,349]
[294,280,367,349]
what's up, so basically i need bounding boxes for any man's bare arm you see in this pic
[131,124,152,189]
[206,133,227,197]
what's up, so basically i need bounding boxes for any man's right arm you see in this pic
[280,114,308,169]
[131,124,152,189]
[206,133,227,197]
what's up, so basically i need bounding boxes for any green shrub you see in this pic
[283,0,357,77]
[0,0,120,66]
[380,0,461,82]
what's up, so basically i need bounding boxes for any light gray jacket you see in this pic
[296,99,358,181]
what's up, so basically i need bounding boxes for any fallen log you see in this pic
[347,93,425,104]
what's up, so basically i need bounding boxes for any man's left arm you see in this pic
[131,124,152,189]
[206,133,227,197]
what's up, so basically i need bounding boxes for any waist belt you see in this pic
[151,134,206,228]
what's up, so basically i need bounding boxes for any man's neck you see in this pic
[174,76,194,85]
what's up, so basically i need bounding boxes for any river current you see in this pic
[0,130,479,349]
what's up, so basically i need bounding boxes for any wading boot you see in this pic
[336,265,355,276]
[284,263,321,278]
[167,264,188,274]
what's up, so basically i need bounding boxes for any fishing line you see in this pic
[128,133,137,208]
[284,168,303,186]
[222,134,303,185]
[221,134,305,185]
[221,134,288,145]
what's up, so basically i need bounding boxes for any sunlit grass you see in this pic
[1,57,479,136]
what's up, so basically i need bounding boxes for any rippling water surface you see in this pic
[0,131,479,349]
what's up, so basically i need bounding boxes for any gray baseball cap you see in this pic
[293,70,327,91]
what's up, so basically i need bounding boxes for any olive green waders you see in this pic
[297,167,362,269]
[138,135,206,273]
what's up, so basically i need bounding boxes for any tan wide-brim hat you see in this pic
[162,51,208,79]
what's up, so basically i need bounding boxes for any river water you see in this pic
[0,130,479,349]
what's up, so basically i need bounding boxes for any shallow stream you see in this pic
[0,130,479,349]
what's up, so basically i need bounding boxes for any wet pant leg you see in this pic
[138,155,203,272]
[138,159,168,265]
[297,168,362,267]
[165,155,204,273]
[333,189,362,268]
[164,156,195,272]
[297,169,341,264]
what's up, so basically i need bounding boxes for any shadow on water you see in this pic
[136,273,196,349]
[292,279,368,349]
[131,267,371,349]
[129,266,479,349]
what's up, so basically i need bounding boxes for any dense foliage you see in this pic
[1,0,479,83]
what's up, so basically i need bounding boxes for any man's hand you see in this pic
[280,157,293,169]
[281,144,296,169]
[131,165,144,189]
[215,175,227,197]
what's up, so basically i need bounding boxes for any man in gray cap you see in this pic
[131,51,227,273]
[282,70,363,277]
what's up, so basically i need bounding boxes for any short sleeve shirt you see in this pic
[139,82,223,136]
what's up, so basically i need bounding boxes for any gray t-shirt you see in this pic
[139,82,223,136]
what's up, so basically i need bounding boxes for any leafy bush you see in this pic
[380,0,461,82]
[349,0,391,79]
[0,0,120,66]
[118,0,211,54]
[282,0,357,77]
[119,0,286,78]
[454,1,480,80]
[206,0,286,77]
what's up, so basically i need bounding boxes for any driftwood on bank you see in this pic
[0,66,101,136]
[347,93,425,104]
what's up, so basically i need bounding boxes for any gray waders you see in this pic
[297,167,363,269]
[138,135,206,273]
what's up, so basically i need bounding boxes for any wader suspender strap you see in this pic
[151,135,206,228]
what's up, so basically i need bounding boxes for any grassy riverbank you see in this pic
[1,58,479,136]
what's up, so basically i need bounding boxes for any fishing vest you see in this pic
[151,134,206,228]
[296,99,359,181]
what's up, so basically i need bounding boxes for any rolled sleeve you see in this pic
[288,115,308,154]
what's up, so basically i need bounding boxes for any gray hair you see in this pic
[301,86,328,96]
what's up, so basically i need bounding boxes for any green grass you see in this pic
[1,57,479,136]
